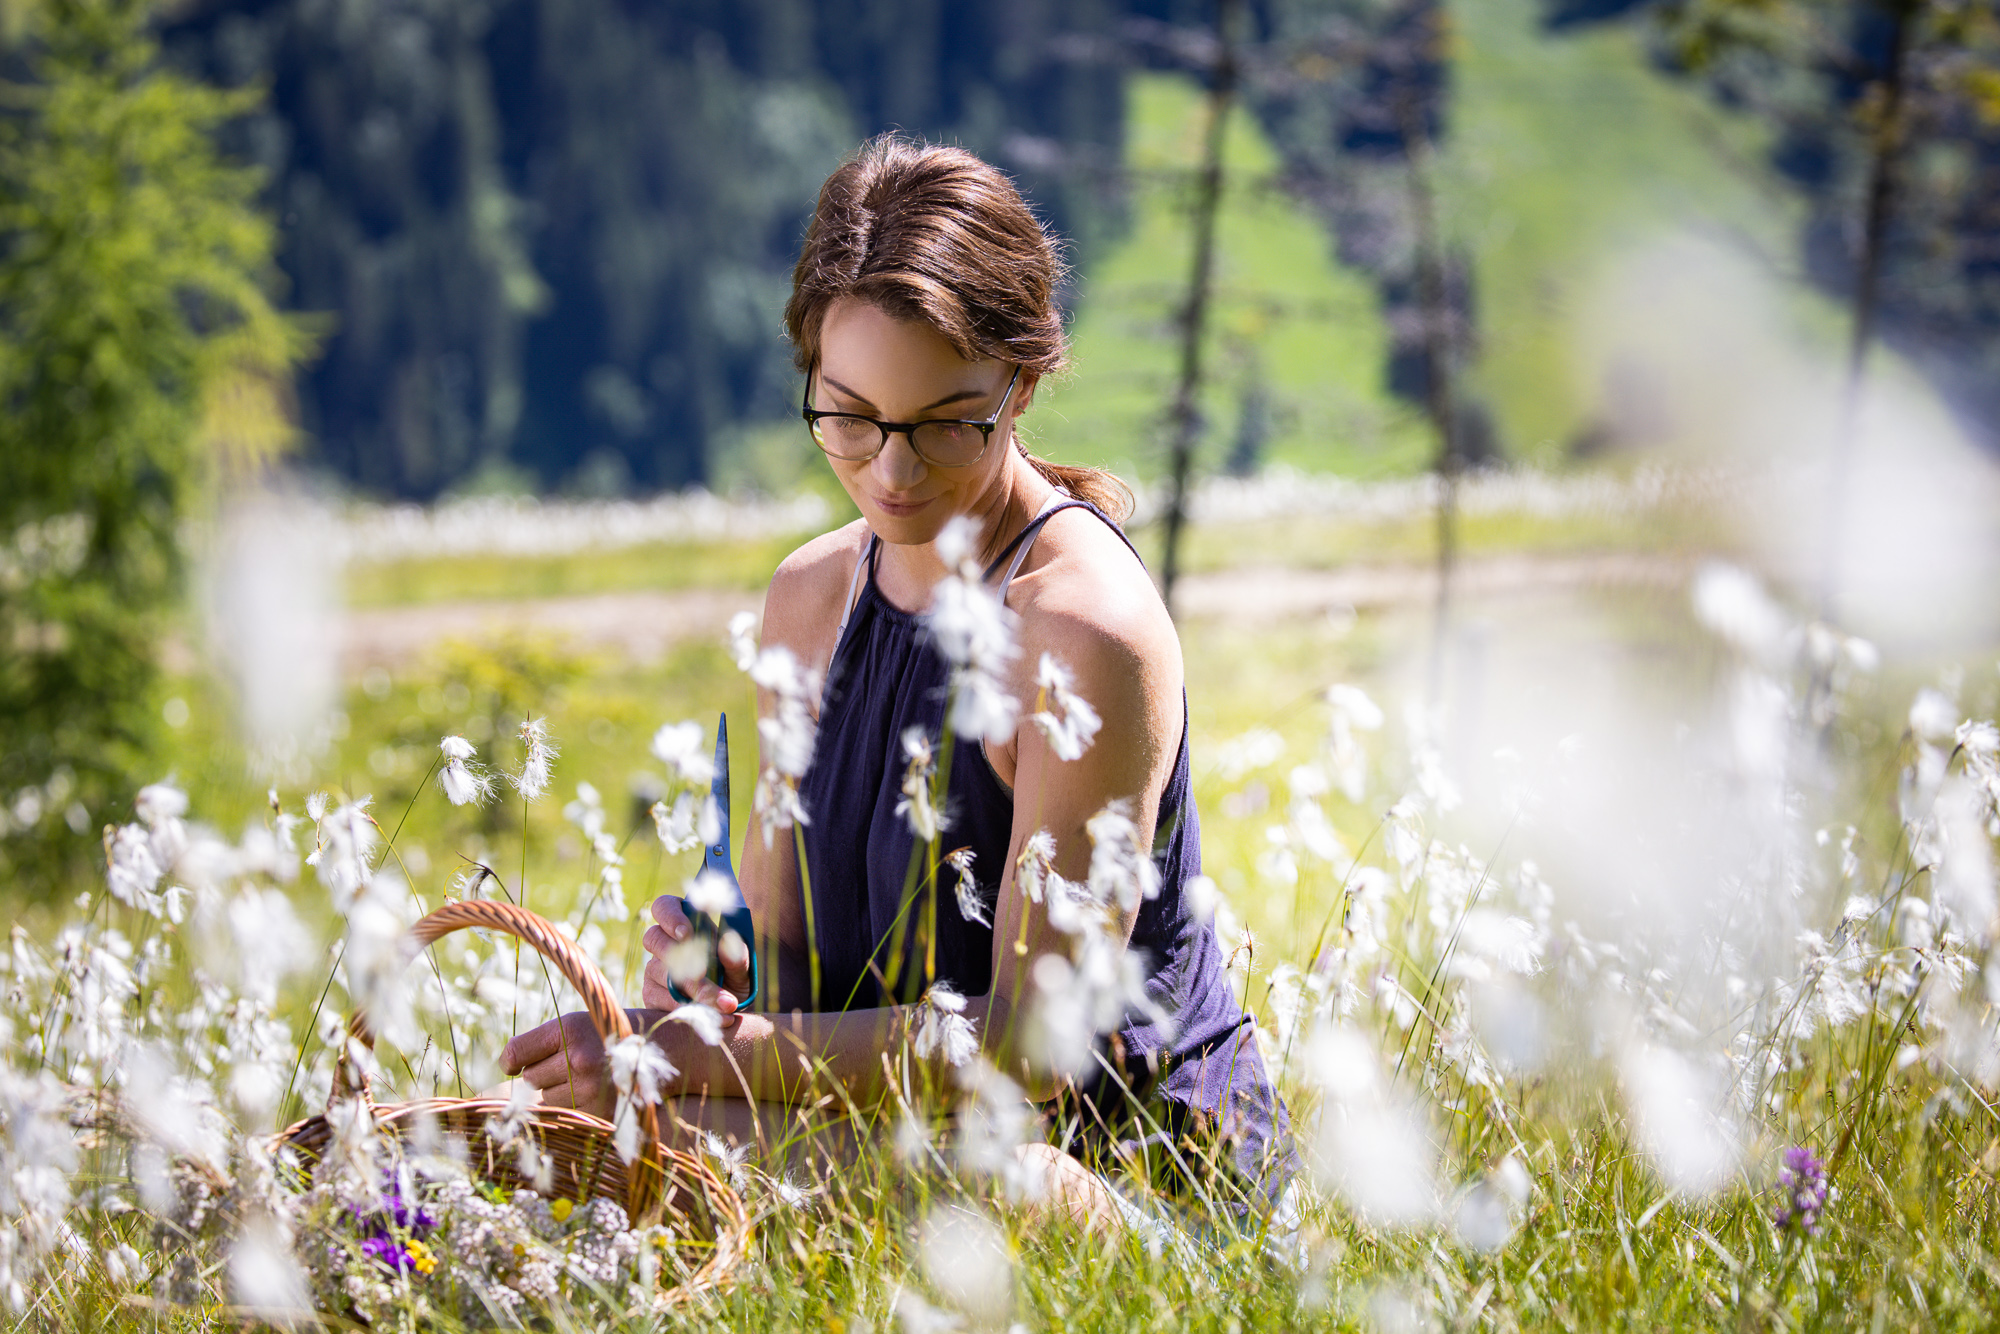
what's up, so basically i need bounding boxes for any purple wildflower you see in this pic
[1771,1146,1830,1238]
[349,1172,438,1275]
[359,1233,414,1273]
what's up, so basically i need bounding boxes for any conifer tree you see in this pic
[0,0,301,891]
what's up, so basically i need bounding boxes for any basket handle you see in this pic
[330,898,660,1156]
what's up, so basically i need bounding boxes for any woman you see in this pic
[503,136,1293,1223]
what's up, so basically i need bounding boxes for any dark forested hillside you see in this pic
[162,0,1129,498]
[1563,0,2000,457]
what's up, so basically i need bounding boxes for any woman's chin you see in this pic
[863,500,945,540]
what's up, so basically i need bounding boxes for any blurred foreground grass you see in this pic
[14,473,2000,1332]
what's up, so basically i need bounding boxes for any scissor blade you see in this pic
[704,712,733,879]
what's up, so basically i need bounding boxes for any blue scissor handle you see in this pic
[666,714,760,1008]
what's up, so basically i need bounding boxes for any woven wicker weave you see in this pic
[276,898,750,1306]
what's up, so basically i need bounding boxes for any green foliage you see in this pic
[163,0,1131,499]
[1634,0,2000,452]
[0,0,301,892]
[1033,73,1434,484]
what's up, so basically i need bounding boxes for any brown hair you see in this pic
[785,135,1133,522]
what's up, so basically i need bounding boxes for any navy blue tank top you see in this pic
[795,500,1293,1197]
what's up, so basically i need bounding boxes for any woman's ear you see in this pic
[1013,372,1040,419]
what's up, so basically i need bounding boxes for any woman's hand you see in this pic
[500,1011,618,1118]
[641,894,754,1019]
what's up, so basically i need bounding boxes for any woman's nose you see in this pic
[871,430,929,492]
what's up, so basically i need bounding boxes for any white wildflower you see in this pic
[134,780,187,825]
[913,982,979,1067]
[309,797,377,910]
[928,572,1014,673]
[608,1034,676,1106]
[1619,1044,1740,1195]
[702,1132,752,1191]
[1303,1023,1439,1227]
[727,610,760,672]
[895,1288,965,1334]
[954,1058,1033,1189]
[1183,873,1222,924]
[1015,830,1056,904]
[946,847,989,928]
[1935,778,1997,943]
[951,668,1020,744]
[438,735,496,806]
[1694,562,1791,663]
[343,880,418,1049]
[1325,684,1384,803]
[1452,1156,1529,1254]
[652,792,699,854]
[229,1214,311,1322]
[105,824,164,914]
[684,868,737,917]
[609,1034,677,1164]
[916,1205,1014,1327]
[1029,652,1101,761]
[927,516,1022,747]
[744,645,820,845]
[663,933,712,987]
[669,1004,726,1046]
[897,726,941,844]
[650,720,715,786]
[1910,688,1958,743]
[512,717,558,801]
[226,886,315,1006]
[1085,799,1159,913]
[1214,727,1285,781]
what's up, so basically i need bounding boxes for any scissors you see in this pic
[667,714,760,1007]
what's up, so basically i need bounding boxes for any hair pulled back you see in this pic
[786,135,1132,522]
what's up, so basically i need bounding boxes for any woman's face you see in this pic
[811,297,1035,547]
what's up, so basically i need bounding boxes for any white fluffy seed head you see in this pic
[916,1205,1013,1326]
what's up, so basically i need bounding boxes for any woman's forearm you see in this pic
[640,1004,905,1107]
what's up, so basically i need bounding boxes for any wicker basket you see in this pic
[276,898,751,1307]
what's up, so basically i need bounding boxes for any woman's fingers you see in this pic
[717,929,752,1009]
[640,954,680,1010]
[643,894,754,1018]
[650,894,691,941]
[522,1054,604,1114]
[502,1013,610,1117]
[500,1017,565,1075]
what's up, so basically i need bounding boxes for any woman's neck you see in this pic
[877,452,1056,602]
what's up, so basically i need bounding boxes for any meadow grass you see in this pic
[8,477,2000,1331]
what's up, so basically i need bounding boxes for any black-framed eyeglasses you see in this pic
[801,365,1021,469]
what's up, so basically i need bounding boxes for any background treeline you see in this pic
[163,0,2000,501]
[162,0,1138,499]
[160,0,1493,500]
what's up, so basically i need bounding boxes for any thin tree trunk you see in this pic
[1158,0,1238,616]
[1401,88,1459,707]
[1820,0,1917,626]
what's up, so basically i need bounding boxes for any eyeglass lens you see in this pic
[809,416,987,467]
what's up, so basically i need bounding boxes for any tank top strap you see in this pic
[828,532,876,666]
[983,497,1148,604]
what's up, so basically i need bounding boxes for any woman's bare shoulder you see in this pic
[1011,507,1179,678]
[762,519,871,661]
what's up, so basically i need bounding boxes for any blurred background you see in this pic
[3,0,1999,912]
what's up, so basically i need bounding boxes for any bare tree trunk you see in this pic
[1401,88,1459,707]
[1819,0,1918,627]
[1158,0,1238,616]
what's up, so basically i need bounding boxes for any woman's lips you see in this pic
[870,494,931,517]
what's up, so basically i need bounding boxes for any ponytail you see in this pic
[1020,446,1134,524]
